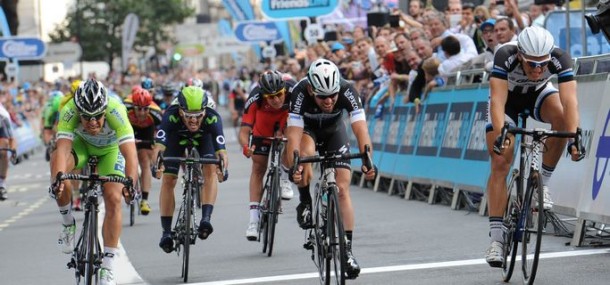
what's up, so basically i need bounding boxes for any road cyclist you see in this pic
[238,70,296,241]
[152,85,229,253]
[0,101,16,201]
[285,59,377,279]
[484,26,585,269]
[49,78,138,285]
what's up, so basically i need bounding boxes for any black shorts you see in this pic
[251,137,273,156]
[162,133,215,175]
[304,119,351,170]
[133,125,155,149]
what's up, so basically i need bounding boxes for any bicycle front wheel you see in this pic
[83,205,98,285]
[502,169,520,282]
[266,169,281,257]
[181,183,193,283]
[326,186,346,285]
[521,171,544,285]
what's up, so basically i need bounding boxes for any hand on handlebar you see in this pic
[567,140,586,162]
[242,144,255,158]
[10,150,17,165]
[361,164,377,181]
[289,165,303,184]
[493,135,511,155]
[48,173,66,199]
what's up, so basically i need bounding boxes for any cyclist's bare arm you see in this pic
[52,138,73,195]
[151,144,166,178]
[489,77,510,137]
[285,125,303,170]
[557,80,580,134]
[119,141,139,186]
[351,120,376,179]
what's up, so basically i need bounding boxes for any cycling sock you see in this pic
[201,204,214,222]
[102,247,119,269]
[142,192,149,200]
[298,186,311,204]
[161,216,173,233]
[540,164,555,186]
[249,202,260,223]
[280,168,289,181]
[59,204,74,225]
[0,177,5,188]
[345,231,353,242]
[489,217,504,243]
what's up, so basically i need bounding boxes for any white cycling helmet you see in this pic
[307,59,340,96]
[517,26,555,57]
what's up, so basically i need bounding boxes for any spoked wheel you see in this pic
[326,188,346,285]
[83,207,97,285]
[521,171,544,285]
[502,169,520,282]
[261,186,270,254]
[266,170,281,257]
[181,184,193,283]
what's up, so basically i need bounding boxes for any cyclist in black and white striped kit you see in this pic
[484,26,585,267]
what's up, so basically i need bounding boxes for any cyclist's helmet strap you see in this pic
[517,26,555,57]
[74,79,108,116]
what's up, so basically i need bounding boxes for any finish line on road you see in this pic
[187,248,610,285]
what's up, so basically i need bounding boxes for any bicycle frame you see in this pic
[160,146,223,283]
[57,156,132,285]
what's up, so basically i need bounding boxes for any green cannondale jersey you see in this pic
[56,96,135,148]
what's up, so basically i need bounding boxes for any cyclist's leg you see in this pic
[96,146,127,279]
[159,141,181,249]
[198,136,218,239]
[137,146,153,214]
[0,117,13,200]
[534,85,567,189]
[295,132,316,229]
[53,137,80,253]
[249,153,268,218]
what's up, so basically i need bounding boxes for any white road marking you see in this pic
[188,249,610,285]
[0,196,47,231]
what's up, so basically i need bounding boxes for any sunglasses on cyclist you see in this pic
[315,93,338,100]
[80,113,105,121]
[521,56,550,69]
[134,106,149,111]
[180,110,205,120]
[262,89,285,99]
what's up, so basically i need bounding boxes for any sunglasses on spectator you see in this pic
[181,110,205,120]
[80,113,105,121]
[315,93,338,100]
[134,106,149,111]
[521,56,551,69]
[263,89,285,99]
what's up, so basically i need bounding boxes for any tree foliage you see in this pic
[48,0,194,69]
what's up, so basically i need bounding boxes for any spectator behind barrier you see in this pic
[421,57,444,103]
[461,18,498,72]
[438,35,474,77]
[494,17,517,51]
[404,50,426,104]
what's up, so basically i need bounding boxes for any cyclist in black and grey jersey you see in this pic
[484,26,585,268]
[285,59,376,280]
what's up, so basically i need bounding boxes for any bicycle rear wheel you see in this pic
[266,169,281,257]
[521,171,544,285]
[326,186,346,285]
[502,169,520,282]
[129,178,140,227]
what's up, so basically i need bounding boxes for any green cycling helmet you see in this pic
[177,86,208,112]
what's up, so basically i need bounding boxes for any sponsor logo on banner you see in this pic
[385,106,407,153]
[440,102,473,158]
[399,107,418,154]
[235,22,281,42]
[416,104,448,156]
[592,111,610,200]
[261,0,340,19]
[0,37,46,60]
[464,102,489,161]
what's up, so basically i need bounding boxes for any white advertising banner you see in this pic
[121,13,139,72]
[539,78,610,216]
[576,74,610,222]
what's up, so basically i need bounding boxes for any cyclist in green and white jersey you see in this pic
[50,79,138,285]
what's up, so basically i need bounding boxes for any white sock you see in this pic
[102,247,119,270]
[540,164,554,187]
[249,202,259,223]
[0,178,5,188]
[59,204,74,225]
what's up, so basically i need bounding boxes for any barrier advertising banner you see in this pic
[261,0,340,20]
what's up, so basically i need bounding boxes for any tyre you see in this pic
[521,171,544,285]
[83,206,97,285]
[266,169,281,257]
[502,169,520,282]
[181,181,192,283]
[326,186,346,285]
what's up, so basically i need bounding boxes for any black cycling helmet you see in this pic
[258,70,286,95]
[161,83,176,97]
[74,79,108,116]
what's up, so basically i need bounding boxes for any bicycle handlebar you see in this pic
[54,172,133,187]
[292,145,373,174]
[493,122,583,157]
[158,152,227,179]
